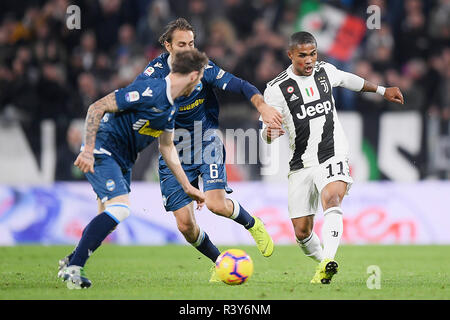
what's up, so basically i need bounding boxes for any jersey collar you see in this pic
[288,64,315,80]
[167,54,173,71]
[165,75,174,105]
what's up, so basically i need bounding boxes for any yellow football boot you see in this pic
[248,216,274,257]
[310,259,339,284]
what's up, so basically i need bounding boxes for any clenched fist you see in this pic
[74,150,95,173]
[384,87,404,105]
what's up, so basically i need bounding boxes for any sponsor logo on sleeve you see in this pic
[125,91,140,102]
[216,69,225,80]
[144,66,155,76]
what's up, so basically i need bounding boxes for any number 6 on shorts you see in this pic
[210,164,219,179]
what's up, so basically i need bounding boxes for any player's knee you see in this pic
[104,203,130,223]
[322,193,341,210]
[177,220,196,239]
[205,198,228,216]
[294,225,313,241]
[322,182,346,209]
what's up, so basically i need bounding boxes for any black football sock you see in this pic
[192,230,220,262]
[68,212,118,267]
[229,199,255,229]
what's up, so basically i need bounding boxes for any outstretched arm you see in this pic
[74,92,119,173]
[334,67,404,105]
[361,80,404,105]
[224,76,283,128]
[251,93,283,128]
[158,130,205,209]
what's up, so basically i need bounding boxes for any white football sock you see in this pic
[321,207,344,260]
[296,231,323,262]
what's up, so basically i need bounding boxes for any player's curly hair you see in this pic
[171,49,208,74]
[158,18,196,46]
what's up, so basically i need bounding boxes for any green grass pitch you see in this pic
[0,245,449,300]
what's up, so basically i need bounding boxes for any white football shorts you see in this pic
[288,156,353,219]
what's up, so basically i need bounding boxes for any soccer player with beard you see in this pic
[262,32,404,284]
[137,18,282,281]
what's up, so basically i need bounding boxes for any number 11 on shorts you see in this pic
[326,161,347,179]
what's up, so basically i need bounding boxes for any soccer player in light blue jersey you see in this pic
[58,50,208,289]
[138,18,283,281]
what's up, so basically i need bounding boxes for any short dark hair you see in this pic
[171,49,208,74]
[158,18,195,46]
[289,31,317,49]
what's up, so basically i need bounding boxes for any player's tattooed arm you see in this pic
[74,92,118,173]
[362,80,404,105]
[83,92,118,151]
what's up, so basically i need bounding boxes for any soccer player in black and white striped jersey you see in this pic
[261,32,404,284]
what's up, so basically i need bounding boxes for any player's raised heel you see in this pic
[248,216,274,257]
[63,265,92,289]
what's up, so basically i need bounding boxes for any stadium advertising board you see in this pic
[0,182,448,246]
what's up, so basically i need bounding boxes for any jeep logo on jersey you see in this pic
[296,100,332,120]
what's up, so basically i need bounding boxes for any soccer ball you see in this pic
[215,249,254,285]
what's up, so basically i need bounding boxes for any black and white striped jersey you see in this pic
[263,61,363,172]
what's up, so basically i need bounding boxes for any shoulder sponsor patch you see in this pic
[125,91,140,102]
[216,69,225,79]
[144,66,155,76]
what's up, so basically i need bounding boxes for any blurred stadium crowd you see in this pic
[0,0,448,181]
